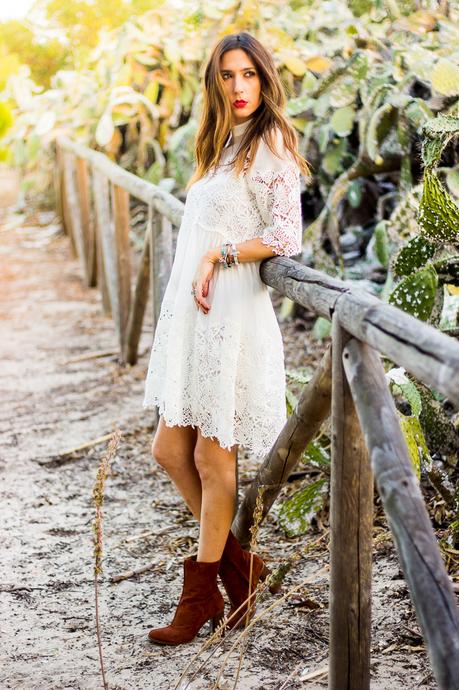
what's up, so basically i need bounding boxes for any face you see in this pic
[219,49,262,125]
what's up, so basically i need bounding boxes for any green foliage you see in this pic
[330,106,355,137]
[398,413,430,481]
[44,0,160,54]
[392,235,436,277]
[0,20,68,89]
[0,49,21,91]
[415,380,459,457]
[418,170,459,243]
[367,102,398,164]
[286,368,313,386]
[373,221,390,268]
[387,366,458,478]
[278,479,328,538]
[347,179,363,208]
[285,387,299,417]
[348,0,374,17]
[389,264,438,321]
[385,367,443,481]
[167,119,198,188]
[386,367,422,417]
[311,316,332,340]
[1,0,457,216]
[431,58,459,97]
[388,115,459,328]
[420,115,459,170]
[301,439,331,468]
[0,102,13,138]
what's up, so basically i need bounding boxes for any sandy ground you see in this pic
[0,167,440,689]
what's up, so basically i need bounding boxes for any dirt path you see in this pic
[0,178,436,689]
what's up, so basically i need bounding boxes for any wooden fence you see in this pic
[55,135,182,366]
[54,136,459,690]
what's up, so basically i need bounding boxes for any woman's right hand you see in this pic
[192,251,218,314]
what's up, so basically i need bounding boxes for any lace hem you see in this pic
[142,397,285,458]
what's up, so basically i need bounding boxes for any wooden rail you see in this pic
[54,138,459,690]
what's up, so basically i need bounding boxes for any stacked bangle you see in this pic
[218,242,240,268]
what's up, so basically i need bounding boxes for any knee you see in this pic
[193,448,216,484]
[194,447,235,485]
[150,438,166,467]
[151,438,183,472]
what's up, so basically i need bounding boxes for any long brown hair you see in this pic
[186,32,312,190]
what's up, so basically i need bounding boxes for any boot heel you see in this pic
[210,609,225,635]
[259,564,282,595]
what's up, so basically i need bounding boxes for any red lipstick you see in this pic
[233,100,248,108]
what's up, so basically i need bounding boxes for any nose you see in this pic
[233,77,245,96]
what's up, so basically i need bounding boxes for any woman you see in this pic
[143,31,311,646]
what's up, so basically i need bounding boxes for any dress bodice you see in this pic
[185,120,303,256]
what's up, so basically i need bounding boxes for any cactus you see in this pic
[278,479,328,538]
[373,221,391,267]
[389,264,438,320]
[392,235,436,277]
[431,58,459,97]
[418,169,459,243]
[389,116,459,324]
[414,379,459,457]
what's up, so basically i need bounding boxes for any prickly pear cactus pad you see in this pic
[392,235,437,277]
[418,170,459,242]
[389,264,438,320]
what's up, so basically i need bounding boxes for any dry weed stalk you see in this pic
[92,427,122,690]
[174,497,329,690]
[231,485,266,690]
[212,566,329,689]
[173,487,267,690]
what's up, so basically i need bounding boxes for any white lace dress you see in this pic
[143,117,303,457]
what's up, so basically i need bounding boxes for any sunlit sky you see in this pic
[0,0,36,21]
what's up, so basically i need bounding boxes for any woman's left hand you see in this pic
[192,251,218,315]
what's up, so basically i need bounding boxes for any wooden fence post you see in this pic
[111,183,132,363]
[61,150,81,260]
[53,143,66,237]
[126,224,151,365]
[329,315,373,690]
[149,207,173,331]
[91,168,111,316]
[63,151,88,276]
[75,157,97,287]
[342,338,459,690]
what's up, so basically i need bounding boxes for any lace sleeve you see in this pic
[247,128,303,257]
[250,162,302,257]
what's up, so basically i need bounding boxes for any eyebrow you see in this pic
[220,67,256,73]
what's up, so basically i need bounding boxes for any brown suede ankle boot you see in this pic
[218,530,281,630]
[148,555,225,645]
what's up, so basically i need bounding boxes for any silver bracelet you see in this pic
[230,242,239,266]
[218,242,239,268]
[218,242,231,268]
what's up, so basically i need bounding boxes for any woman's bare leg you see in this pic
[151,416,202,521]
[193,429,238,563]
